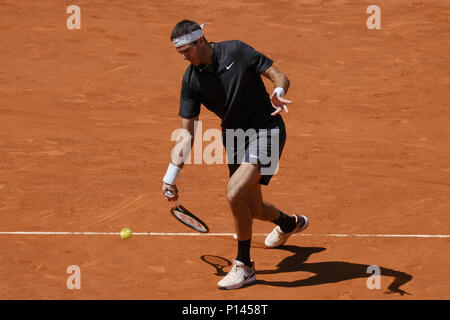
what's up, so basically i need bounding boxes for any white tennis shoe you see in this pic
[217,260,256,290]
[264,214,309,248]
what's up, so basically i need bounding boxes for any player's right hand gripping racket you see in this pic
[164,190,209,233]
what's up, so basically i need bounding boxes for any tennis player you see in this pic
[161,20,309,290]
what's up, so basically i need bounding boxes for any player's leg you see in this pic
[243,120,309,248]
[251,173,309,250]
[246,182,302,231]
[225,163,295,238]
[226,162,261,241]
[245,183,282,221]
[217,162,259,290]
[217,161,306,290]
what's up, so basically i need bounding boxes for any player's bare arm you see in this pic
[262,65,292,116]
[162,115,198,201]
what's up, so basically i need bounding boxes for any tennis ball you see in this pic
[120,228,132,239]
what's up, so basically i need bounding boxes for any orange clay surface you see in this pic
[0,0,449,299]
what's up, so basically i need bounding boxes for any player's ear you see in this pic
[197,36,205,47]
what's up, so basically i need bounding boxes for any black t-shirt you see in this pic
[178,40,281,130]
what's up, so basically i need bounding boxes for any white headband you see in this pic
[173,23,208,48]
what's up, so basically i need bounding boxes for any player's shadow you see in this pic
[255,245,412,295]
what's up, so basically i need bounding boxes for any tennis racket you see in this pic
[164,190,209,233]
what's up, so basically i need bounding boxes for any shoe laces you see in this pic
[226,261,249,279]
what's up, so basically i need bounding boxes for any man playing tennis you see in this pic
[161,20,309,290]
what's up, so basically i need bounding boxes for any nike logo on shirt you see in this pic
[226,61,235,70]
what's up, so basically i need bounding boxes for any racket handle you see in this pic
[164,190,179,204]
[165,190,174,198]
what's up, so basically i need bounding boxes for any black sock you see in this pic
[235,239,252,268]
[272,211,297,233]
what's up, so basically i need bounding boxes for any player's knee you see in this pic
[226,184,246,207]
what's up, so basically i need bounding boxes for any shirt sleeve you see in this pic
[178,76,201,119]
[237,41,273,74]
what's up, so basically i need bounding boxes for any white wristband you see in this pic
[163,163,181,185]
[273,87,285,98]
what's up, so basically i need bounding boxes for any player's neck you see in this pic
[201,42,214,66]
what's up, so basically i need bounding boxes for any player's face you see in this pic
[176,40,204,66]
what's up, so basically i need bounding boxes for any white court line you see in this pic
[0,231,449,238]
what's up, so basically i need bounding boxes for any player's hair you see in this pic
[170,19,207,43]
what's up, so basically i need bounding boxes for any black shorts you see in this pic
[222,117,286,185]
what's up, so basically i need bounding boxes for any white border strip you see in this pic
[0,232,449,238]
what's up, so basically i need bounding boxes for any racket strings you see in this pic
[171,206,209,233]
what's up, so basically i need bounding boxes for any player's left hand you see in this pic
[270,91,292,116]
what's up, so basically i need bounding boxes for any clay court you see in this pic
[0,0,449,300]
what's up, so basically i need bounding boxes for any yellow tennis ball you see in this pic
[120,228,132,239]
